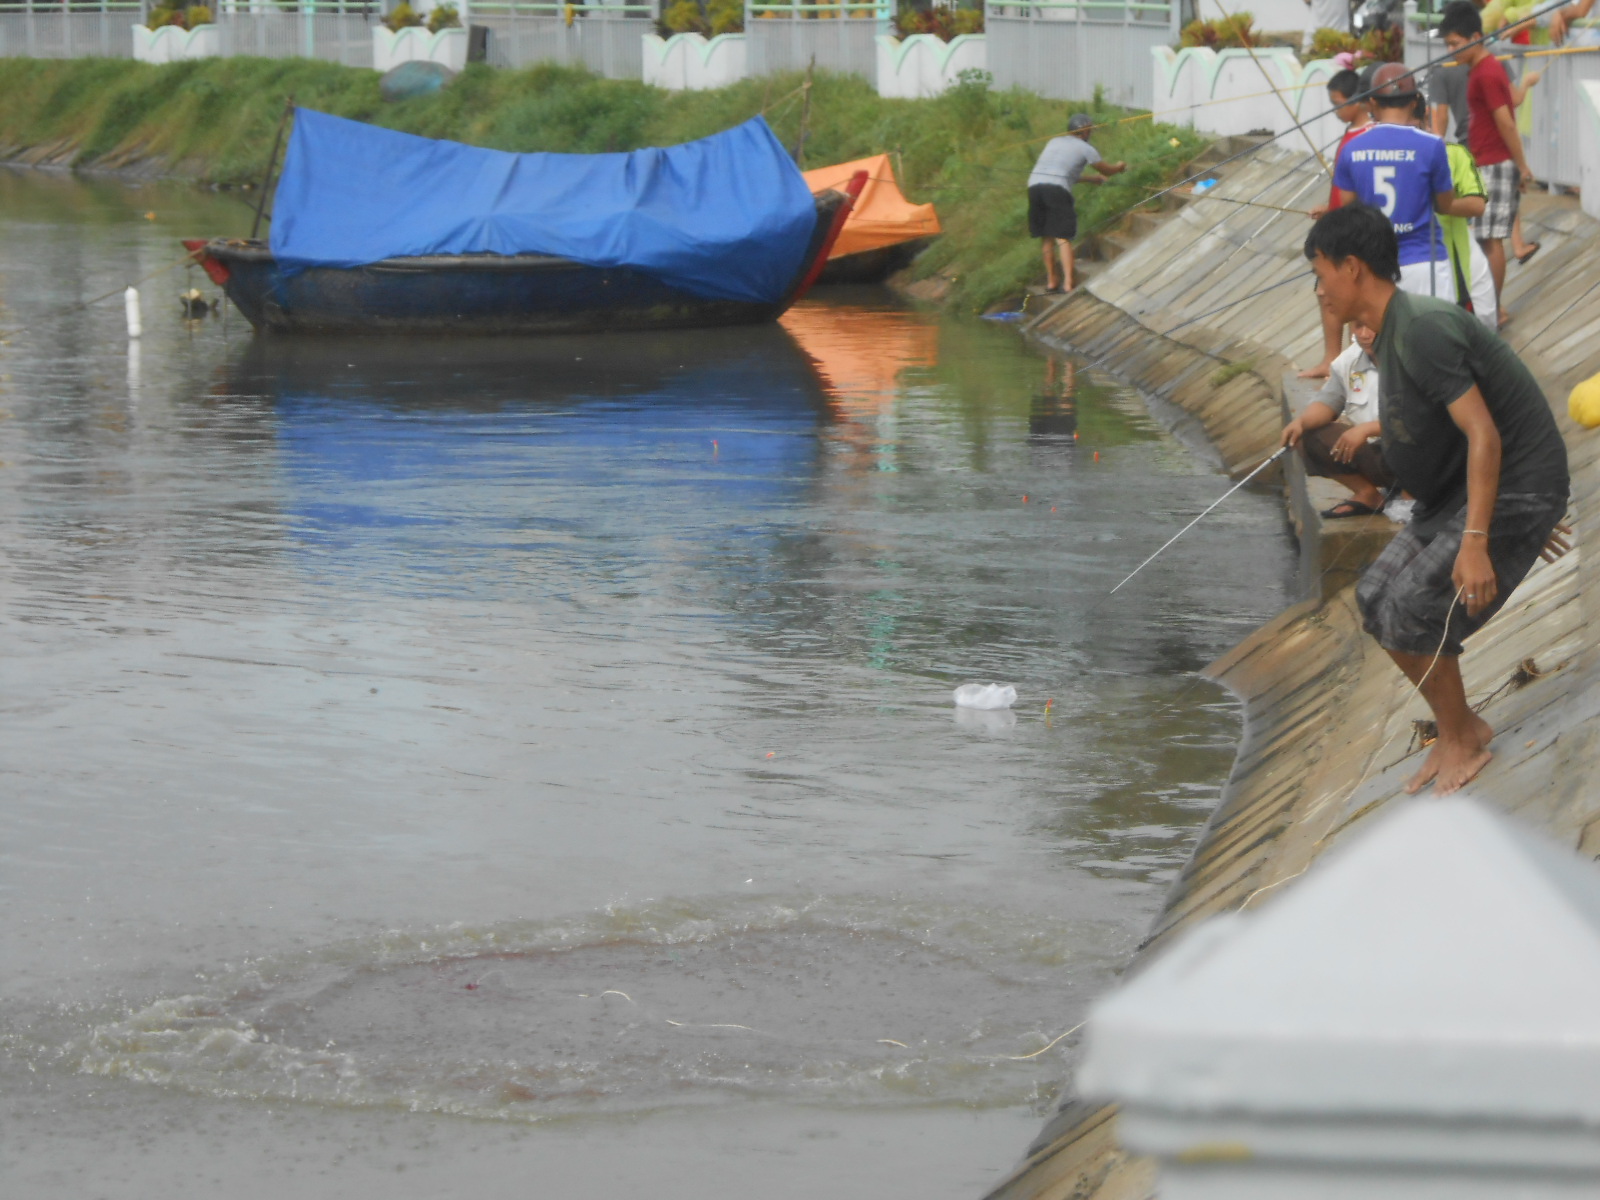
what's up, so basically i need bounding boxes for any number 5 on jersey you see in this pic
[1372,165,1397,216]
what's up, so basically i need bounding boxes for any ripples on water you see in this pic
[0,171,1292,1194]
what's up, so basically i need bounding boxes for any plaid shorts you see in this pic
[1471,160,1520,242]
[1356,491,1566,657]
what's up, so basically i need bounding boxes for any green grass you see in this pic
[0,58,1208,311]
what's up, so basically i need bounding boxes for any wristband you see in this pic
[1464,529,1490,538]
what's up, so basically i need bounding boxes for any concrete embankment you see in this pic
[989,143,1600,1200]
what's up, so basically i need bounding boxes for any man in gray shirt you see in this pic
[1027,113,1125,293]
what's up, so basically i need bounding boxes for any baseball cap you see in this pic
[1068,113,1094,133]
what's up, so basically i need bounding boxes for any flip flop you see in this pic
[1045,286,1065,295]
[1516,242,1541,265]
[1320,499,1381,519]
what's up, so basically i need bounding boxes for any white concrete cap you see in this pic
[1077,798,1600,1122]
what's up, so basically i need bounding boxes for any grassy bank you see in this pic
[0,57,1207,311]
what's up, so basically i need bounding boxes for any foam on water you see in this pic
[70,895,1119,1120]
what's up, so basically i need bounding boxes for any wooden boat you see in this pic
[802,155,940,286]
[184,181,861,337]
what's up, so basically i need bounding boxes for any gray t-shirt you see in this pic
[1374,290,1569,536]
[1028,136,1102,192]
[1427,62,1469,142]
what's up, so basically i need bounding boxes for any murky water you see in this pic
[0,169,1292,1197]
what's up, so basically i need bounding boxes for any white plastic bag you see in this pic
[952,683,1017,710]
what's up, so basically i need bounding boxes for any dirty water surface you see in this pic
[0,170,1293,1198]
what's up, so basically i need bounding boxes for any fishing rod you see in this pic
[1107,446,1289,595]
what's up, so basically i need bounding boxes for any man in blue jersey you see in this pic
[1332,62,1477,301]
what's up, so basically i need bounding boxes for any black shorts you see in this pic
[1356,491,1567,657]
[1028,184,1077,240]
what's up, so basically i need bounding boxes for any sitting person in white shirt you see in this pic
[1281,320,1394,518]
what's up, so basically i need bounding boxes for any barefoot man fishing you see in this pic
[1304,203,1570,795]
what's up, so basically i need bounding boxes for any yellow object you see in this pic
[1570,372,1600,429]
[801,155,941,260]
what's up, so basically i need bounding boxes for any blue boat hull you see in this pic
[192,192,845,337]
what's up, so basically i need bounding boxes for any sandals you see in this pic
[1320,499,1381,519]
[1515,242,1541,265]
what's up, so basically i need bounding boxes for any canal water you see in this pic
[0,169,1293,1198]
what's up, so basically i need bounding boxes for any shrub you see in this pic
[427,2,460,31]
[894,2,984,40]
[146,5,185,29]
[707,0,743,34]
[1178,11,1258,48]
[383,2,422,31]
[659,0,743,35]
[661,0,705,33]
[186,5,212,25]
[1307,26,1357,58]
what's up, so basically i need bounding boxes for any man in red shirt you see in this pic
[1439,0,1534,328]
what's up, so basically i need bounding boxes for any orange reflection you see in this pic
[779,302,939,419]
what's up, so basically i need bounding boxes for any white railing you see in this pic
[214,0,378,67]
[744,0,889,82]
[469,1,652,77]
[0,1,144,58]
[985,0,1178,109]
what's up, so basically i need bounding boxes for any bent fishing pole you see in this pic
[1107,446,1289,596]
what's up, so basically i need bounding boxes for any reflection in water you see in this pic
[0,171,1294,1200]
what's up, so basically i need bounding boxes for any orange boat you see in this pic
[803,155,941,284]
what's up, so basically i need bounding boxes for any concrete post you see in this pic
[1580,81,1600,222]
[1076,798,1600,1199]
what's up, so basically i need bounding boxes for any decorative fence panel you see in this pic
[745,0,887,82]
[0,3,141,57]
[986,0,1177,109]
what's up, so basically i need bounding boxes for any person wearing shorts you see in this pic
[1303,203,1569,796]
[1026,113,1125,294]
[1439,0,1536,327]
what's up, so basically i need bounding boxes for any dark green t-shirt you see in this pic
[1374,290,1569,537]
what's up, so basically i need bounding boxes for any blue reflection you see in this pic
[228,328,830,598]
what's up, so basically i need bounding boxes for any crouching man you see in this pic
[1303,203,1570,795]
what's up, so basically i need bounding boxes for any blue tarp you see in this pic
[269,110,819,305]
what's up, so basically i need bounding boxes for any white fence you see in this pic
[0,2,142,57]
[744,0,887,82]
[215,3,376,67]
[472,3,651,77]
[1151,45,1344,151]
[874,30,985,97]
[641,30,748,89]
[986,0,1178,109]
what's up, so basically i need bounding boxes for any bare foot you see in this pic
[1405,715,1494,796]
[1297,361,1332,380]
[1432,740,1494,796]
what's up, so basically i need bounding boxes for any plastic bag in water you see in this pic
[952,683,1017,710]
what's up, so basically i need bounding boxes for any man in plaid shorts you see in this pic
[1303,204,1569,795]
[1439,0,1534,328]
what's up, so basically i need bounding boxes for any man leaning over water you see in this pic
[1303,204,1569,795]
[1026,113,1125,294]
